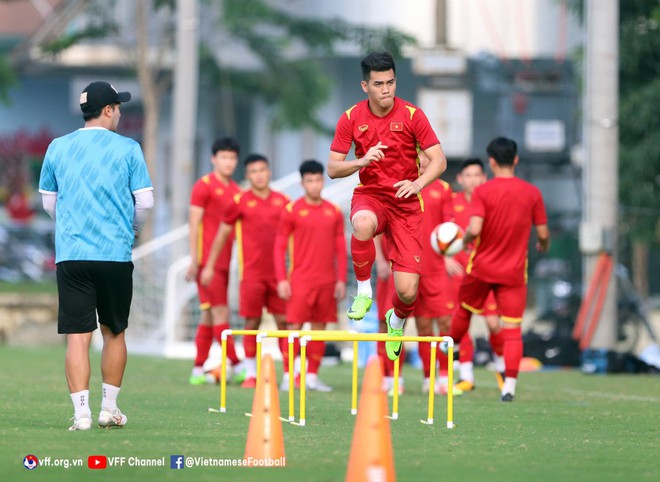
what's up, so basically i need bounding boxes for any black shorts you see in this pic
[56,261,134,335]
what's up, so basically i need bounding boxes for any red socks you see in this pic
[503,326,523,379]
[351,235,375,281]
[212,323,239,365]
[307,341,325,374]
[194,324,213,367]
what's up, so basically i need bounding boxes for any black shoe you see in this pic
[501,393,514,402]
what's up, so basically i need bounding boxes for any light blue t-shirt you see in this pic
[39,127,153,263]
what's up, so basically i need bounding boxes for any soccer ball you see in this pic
[430,222,464,256]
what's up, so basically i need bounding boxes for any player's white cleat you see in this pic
[69,413,92,431]
[98,407,127,428]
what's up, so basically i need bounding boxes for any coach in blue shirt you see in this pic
[39,81,154,431]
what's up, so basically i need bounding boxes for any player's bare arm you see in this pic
[327,142,388,179]
[462,215,484,246]
[536,224,551,253]
[200,222,233,286]
[394,144,447,198]
[185,206,204,281]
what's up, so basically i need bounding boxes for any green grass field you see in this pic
[1,345,658,482]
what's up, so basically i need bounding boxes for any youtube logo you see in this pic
[88,455,107,469]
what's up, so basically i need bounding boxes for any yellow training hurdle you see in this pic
[218,329,455,429]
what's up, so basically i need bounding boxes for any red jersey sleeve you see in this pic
[471,186,486,218]
[190,177,210,208]
[222,193,243,225]
[532,189,548,225]
[412,108,440,151]
[329,106,356,154]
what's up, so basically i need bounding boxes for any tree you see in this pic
[28,0,415,235]
[617,0,660,300]
[570,0,659,300]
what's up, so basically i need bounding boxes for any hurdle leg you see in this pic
[256,333,263,384]
[288,334,296,422]
[351,340,358,415]
[220,335,228,413]
[389,357,400,420]
[299,338,308,426]
[447,339,455,429]
[421,342,437,425]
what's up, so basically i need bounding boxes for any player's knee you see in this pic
[396,287,417,305]
[351,212,377,237]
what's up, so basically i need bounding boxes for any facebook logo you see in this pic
[170,455,185,469]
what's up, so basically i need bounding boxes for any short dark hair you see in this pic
[360,51,396,81]
[212,137,240,156]
[82,108,104,122]
[299,159,324,177]
[486,137,518,167]
[244,153,269,167]
[459,158,485,173]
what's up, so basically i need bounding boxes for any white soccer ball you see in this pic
[430,222,464,256]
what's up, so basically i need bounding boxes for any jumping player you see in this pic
[327,51,447,361]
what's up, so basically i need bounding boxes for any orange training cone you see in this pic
[244,354,286,467]
[346,356,395,482]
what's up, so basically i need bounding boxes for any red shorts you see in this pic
[196,268,229,309]
[286,282,338,324]
[415,270,455,318]
[376,275,396,321]
[351,191,423,275]
[239,278,286,318]
[457,274,526,323]
[448,272,498,316]
[482,291,499,317]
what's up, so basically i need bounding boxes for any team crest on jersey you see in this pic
[390,122,403,132]
[299,209,309,217]
[358,124,368,132]
[454,204,465,212]
[430,190,441,199]
[323,208,334,216]
[414,255,421,263]
[247,200,258,208]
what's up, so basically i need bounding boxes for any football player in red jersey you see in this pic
[274,160,347,391]
[328,51,447,361]
[202,154,289,388]
[443,138,550,402]
[186,138,243,385]
[444,158,506,392]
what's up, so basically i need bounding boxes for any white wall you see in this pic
[447,0,582,59]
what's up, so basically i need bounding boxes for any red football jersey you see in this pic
[223,189,289,281]
[189,174,240,270]
[467,177,547,285]
[275,198,347,286]
[330,97,440,201]
[448,191,473,268]
[420,179,453,274]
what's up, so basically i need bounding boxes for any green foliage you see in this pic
[0,53,16,104]
[41,24,118,55]
[618,0,660,243]
[214,0,416,132]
